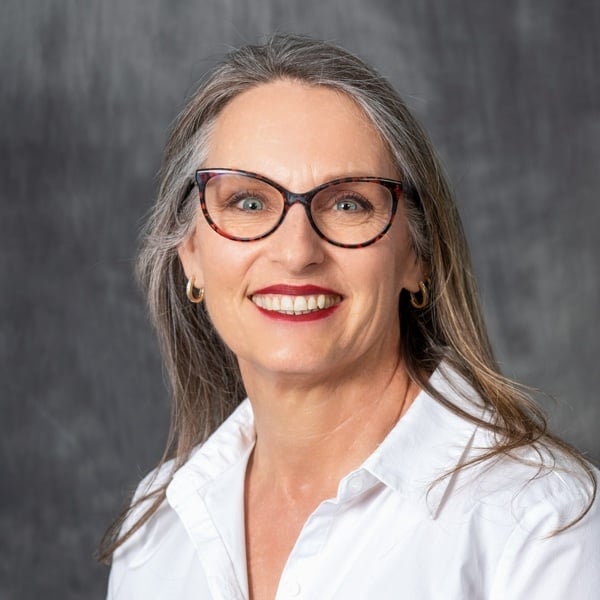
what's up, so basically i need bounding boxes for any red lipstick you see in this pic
[254,304,340,322]
[251,284,340,296]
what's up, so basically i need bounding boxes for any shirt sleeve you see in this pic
[490,491,600,600]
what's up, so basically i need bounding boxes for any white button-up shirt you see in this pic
[107,367,600,599]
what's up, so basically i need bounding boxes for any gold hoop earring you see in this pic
[410,279,430,309]
[186,277,205,303]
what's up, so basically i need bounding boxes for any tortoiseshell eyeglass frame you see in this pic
[186,168,416,249]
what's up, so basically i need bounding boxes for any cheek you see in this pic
[197,233,256,295]
[346,250,406,320]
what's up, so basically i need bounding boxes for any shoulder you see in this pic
[474,454,600,598]
[107,401,255,598]
[110,398,254,564]
[429,363,598,530]
[110,457,179,560]
[105,458,179,598]
[431,426,600,596]
[452,428,600,542]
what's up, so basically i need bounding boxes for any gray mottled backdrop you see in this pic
[1,0,598,598]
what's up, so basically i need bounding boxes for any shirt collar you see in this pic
[169,399,256,499]
[362,364,485,516]
[168,363,486,519]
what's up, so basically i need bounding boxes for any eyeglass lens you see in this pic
[200,172,396,246]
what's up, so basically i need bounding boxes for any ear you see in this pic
[403,255,427,294]
[177,231,204,287]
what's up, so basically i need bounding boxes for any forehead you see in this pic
[204,80,396,185]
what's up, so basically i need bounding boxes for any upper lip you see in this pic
[251,284,341,296]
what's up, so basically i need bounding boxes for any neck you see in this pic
[241,355,419,497]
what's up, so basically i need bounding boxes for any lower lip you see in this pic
[254,304,340,322]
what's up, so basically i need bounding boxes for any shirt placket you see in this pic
[274,469,378,600]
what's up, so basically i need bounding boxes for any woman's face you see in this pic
[178,80,422,384]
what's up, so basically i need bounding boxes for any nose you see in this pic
[265,203,325,271]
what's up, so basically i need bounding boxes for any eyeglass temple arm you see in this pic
[183,178,196,197]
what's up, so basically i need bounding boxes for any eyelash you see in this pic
[225,191,269,209]
[327,192,373,212]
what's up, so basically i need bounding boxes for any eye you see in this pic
[331,194,372,213]
[232,194,265,211]
[334,199,361,212]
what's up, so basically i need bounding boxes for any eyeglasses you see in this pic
[192,169,411,248]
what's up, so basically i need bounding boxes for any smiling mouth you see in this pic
[251,293,342,315]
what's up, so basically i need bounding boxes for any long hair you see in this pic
[98,33,595,563]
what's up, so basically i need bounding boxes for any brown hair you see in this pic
[98,33,596,563]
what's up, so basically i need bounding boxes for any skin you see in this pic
[178,80,424,600]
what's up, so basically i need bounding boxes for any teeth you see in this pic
[293,296,307,312]
[251,293,341,315]
[281,296,293,312]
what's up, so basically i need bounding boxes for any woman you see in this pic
[102,34,599,599]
